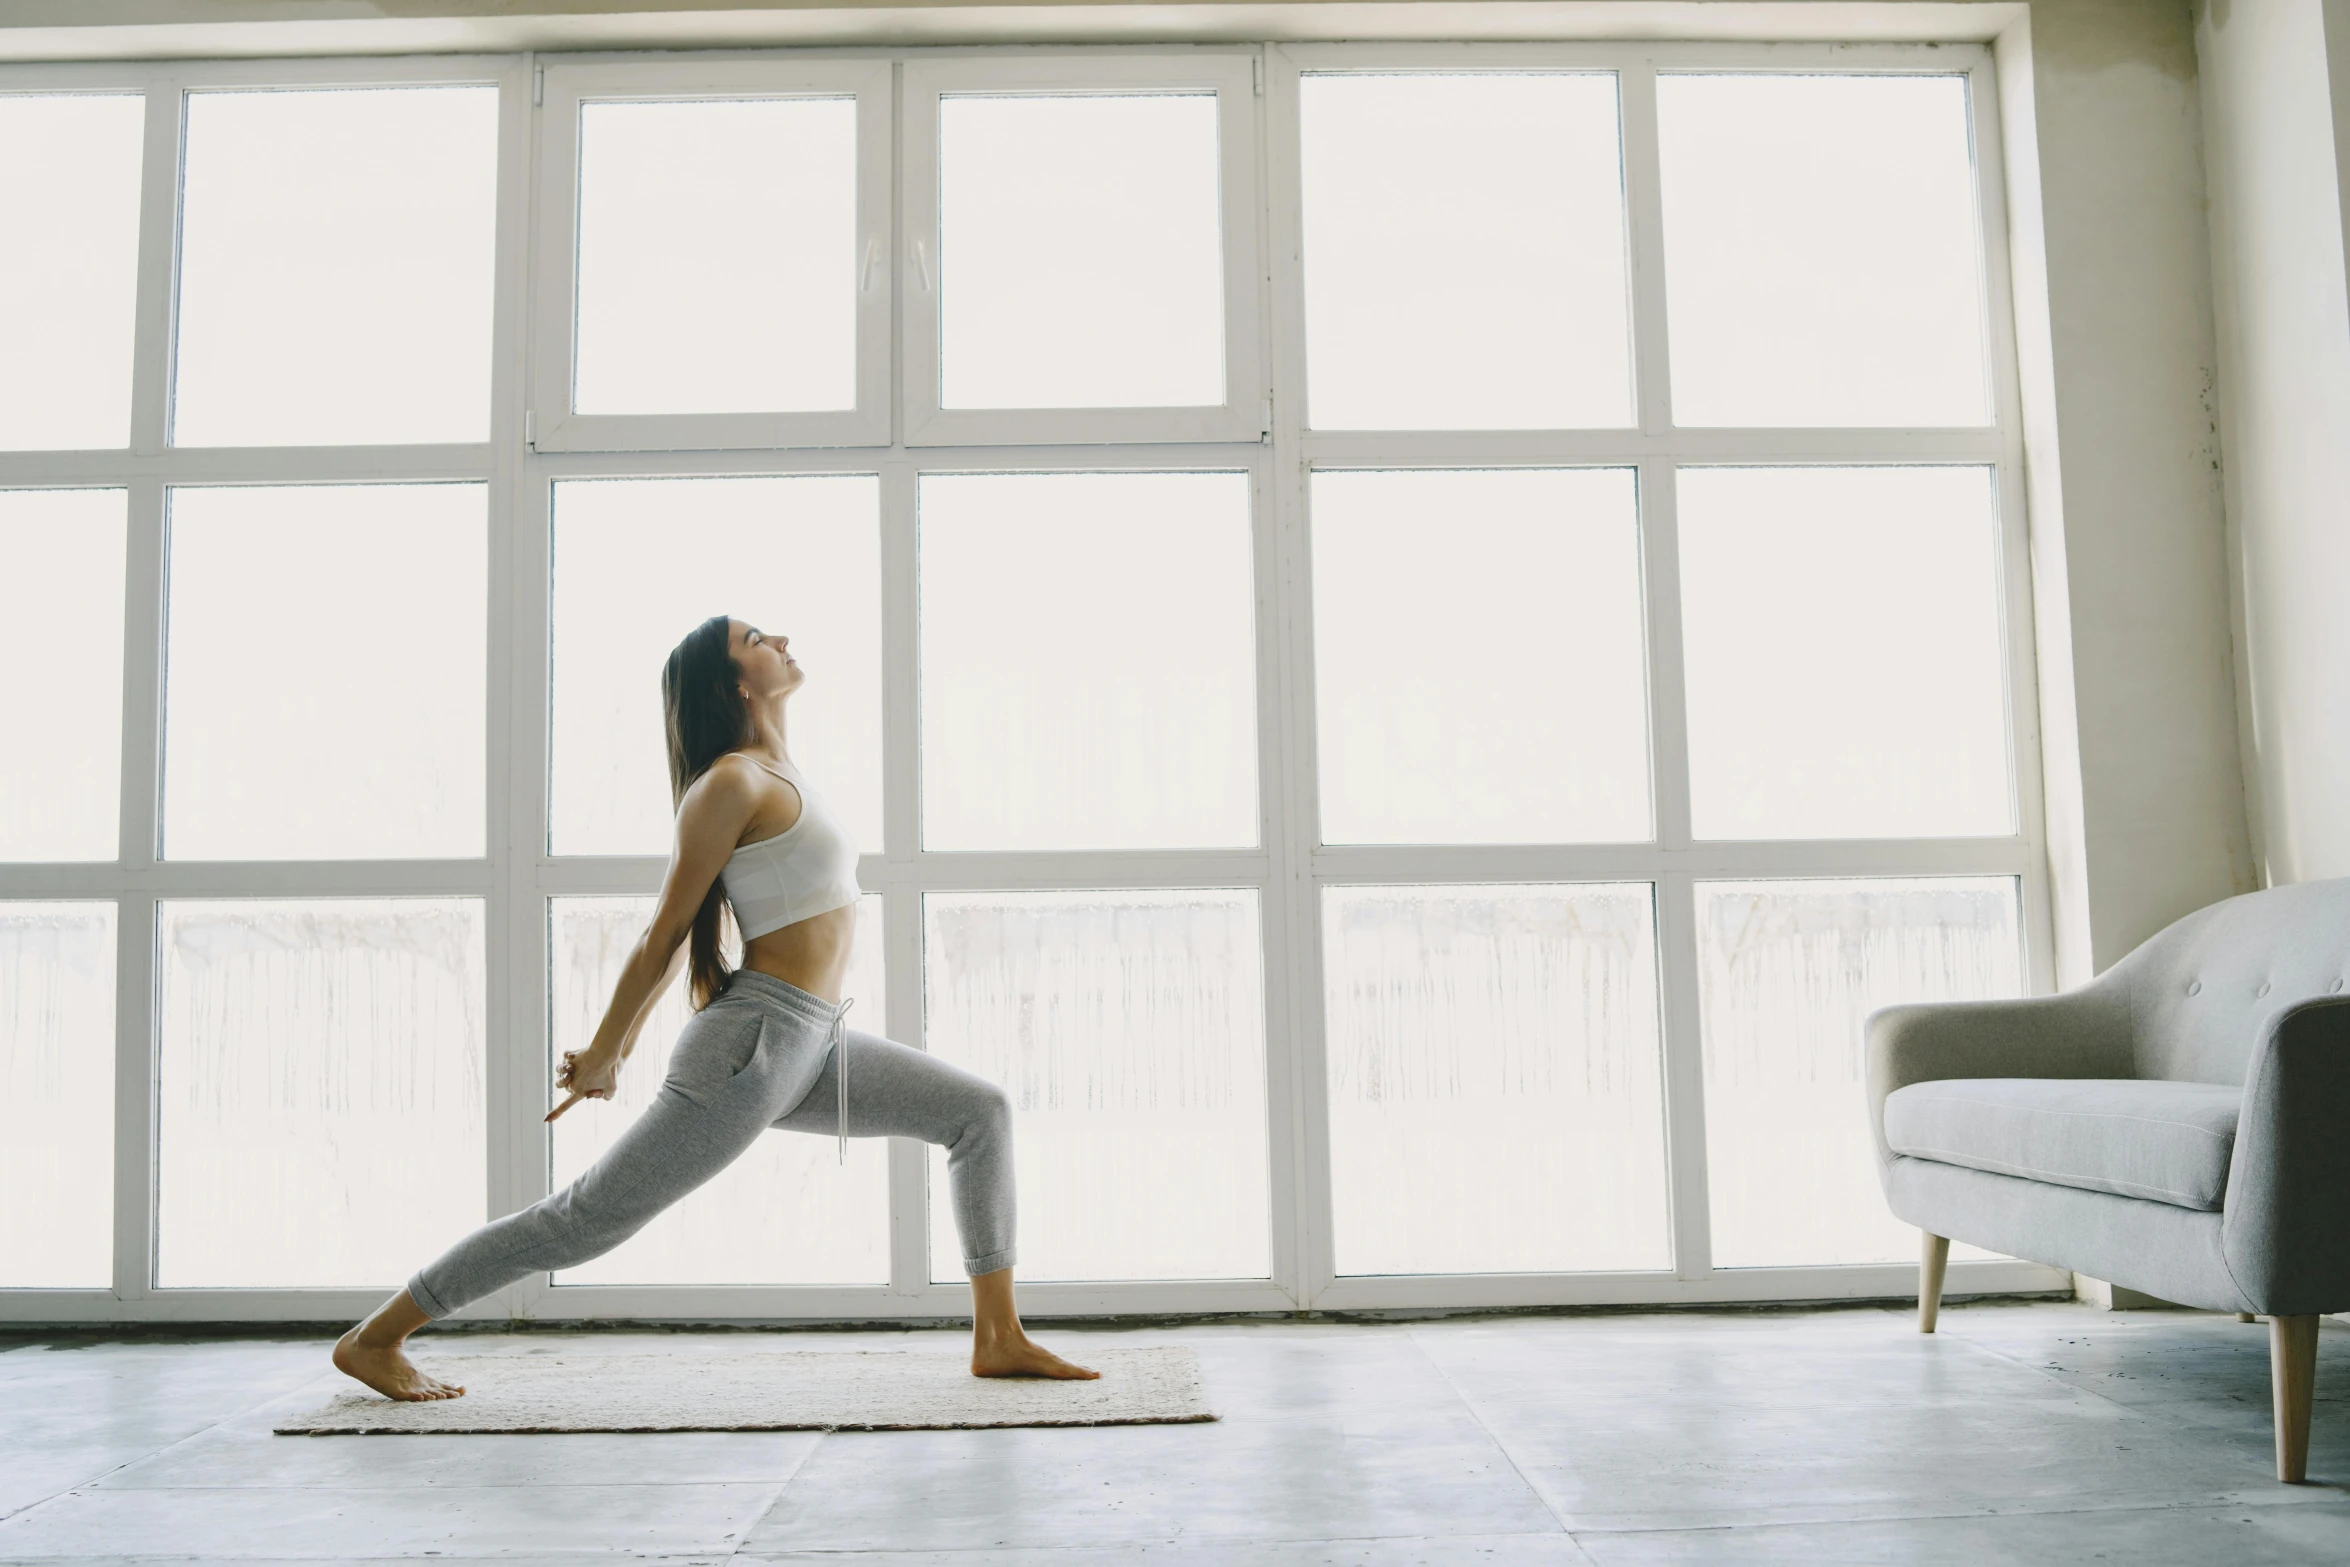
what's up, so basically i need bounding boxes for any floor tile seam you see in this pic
[740,1518,1624,1555]
[1398,1323,1590,1555]
[1414,1380,2144,1412]
[59,1369,356,1498]
[1554,1485,2349,1538]
[0,1435,216,1528]
[732,1527,1602,1560]
[0,1560,748,1567]
[710,1475,792,1563]
[1938,1325,2232,1433]
[76,1477,801,1496]
[1403,1330,2135,1419]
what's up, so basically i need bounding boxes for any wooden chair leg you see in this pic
[2270,1314,2318,1483]
[1919,1231,1950,1334]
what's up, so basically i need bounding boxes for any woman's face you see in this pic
[730,619,803,702]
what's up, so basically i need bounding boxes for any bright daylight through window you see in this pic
[0,44,2042,1314]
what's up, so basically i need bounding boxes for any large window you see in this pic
[0,42,2057,1320]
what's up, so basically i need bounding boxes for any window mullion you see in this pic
[1639,460,1693,853]
[1656,870,1714,1280]
[1259,42,1327,1310]
[1250,448,1310,1308]
[486,55,541,1319]
[126,74,180,458]
[880,458,928,1294]
[1619,58,1676,439]
[111,476,168,1304]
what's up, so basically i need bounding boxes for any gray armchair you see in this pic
[1865,877,2350,1483]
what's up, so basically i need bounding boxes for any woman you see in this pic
[333,614,1095,1400]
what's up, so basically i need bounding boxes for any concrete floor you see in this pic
[0,1300,2344,1565]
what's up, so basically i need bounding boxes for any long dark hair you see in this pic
[662,614,749,1010]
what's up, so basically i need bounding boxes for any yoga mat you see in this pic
[276,1345,1214,1434]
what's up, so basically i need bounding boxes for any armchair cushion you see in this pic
[1883,1078,2240,1211]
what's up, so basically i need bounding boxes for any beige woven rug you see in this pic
[276,1346,1213,1434]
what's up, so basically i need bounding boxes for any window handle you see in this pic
[911,238,934,293]
[860,237,882,293]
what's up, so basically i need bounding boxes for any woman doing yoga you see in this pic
[333,614,1096,1399]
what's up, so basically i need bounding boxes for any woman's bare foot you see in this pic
[333,1325,466,1401]
[972,1332,1099,1380]
[965,1266,1095,1378]
[331,1289,464,1402]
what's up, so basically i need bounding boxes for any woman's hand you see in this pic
[546,1045,620,1122]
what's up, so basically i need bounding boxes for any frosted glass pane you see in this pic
[1301,74,1632,430]
[1658,74,1992,427]
[164,484,486,860]
[1679,467,2012,840]
[925,890,1268,1282]
[551,476,881,855]
[1325,884,1669,1276]
[574,97,857,415]
[156,898,485,1288]
[0,902,115,1288]
[173,87,497,446]
[1313,470,1649,844]
[550,895,886,1285]
[1698,877,2022,1268]
[0,95,143,450]
[0,490,126,860]
[939,95,1224,409]
[920,473,1257,850]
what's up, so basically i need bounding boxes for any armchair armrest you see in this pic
[2222,996,2350,1316]
[1865,983,2134,1168]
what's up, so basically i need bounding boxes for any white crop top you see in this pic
[719,754,862,940]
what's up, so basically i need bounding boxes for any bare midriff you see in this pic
[739,903,859,1005]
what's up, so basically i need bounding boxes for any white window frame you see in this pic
[0,37,2070,1327]
[899,52,1268,447]
[1271,41,2052,1310]
[528,59,894,452]
[0,51,532,1325]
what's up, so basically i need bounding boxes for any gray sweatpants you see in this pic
[407,969,1015,1318]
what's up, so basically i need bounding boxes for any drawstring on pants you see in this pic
[829,997,854,1163]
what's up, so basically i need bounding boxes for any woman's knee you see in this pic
[956,1078,1014,1149]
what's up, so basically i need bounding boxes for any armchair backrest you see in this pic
[2109,877,2350,1086]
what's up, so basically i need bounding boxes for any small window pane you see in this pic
[551,475,881,855]
[0,902,115,1288]
[939,94,1225,409]
[1657,74,1992,427]
[156,898,485,1288]
[164,484,486,861]
[574,97,857,416]
[0,95,143,450]
[1301,74,1632,430]
[1325,884,1669,1276]
[925,890,1268,1282]
[172,87,498,447]
[0,489,126,861]
[1679,466,2012,841]
[1313,470,1650,844]
[549,895,886,1286]
[1698,877,2022,1268]
[919,472,1257,851]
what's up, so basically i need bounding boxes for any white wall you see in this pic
[2003,0,2256,971]
[2196,0,2350,888]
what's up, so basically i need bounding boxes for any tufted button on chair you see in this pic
[1866,878,2350,1482]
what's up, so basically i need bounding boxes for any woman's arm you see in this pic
[613,939,690,1061]
[552,759,763,1111]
